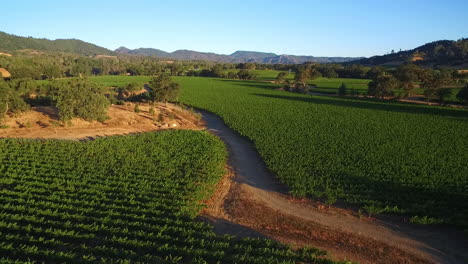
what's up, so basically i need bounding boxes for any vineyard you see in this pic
[176,77,468,227]
[0,130,335,263]
[309,78,370,94]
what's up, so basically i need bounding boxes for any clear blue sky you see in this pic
[2,0,467,57]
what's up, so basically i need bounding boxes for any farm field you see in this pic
[251,70,293,81]
[0,131,334,263]
[172,77,468,227]
[308,78,463,102]
[309,77,370,94]
[66,73,463,104]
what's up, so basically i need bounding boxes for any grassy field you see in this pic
[88,75,151,87]
[173,77,468,227]
[251,70,293,81]
[309,77,371,94]
[0,130,334,263]
[81,72,463,103]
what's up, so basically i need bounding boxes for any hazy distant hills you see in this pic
[351,39,468,67]
[0,31,115,56]
[115,47,363,64]
[0,31,360,64]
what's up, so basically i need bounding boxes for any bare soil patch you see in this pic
[0,103,203,140]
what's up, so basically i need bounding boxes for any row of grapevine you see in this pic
[177,77,468,227]
[0,130,338,263]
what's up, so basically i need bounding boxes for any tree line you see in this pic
[277,63,468,105]
[0,74,181,125]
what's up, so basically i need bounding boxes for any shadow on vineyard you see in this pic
[217,79,279,90]
[330,171,468,224]
[252,93,468,119]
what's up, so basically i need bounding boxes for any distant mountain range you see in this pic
[1,31,466,66]
[352,38,468,67]
[114,47,362,64]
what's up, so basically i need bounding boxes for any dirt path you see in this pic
[200,110,468,264]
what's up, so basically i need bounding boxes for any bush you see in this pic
[147,74,180,103]
[338,83,347,96]
[0,80,30,120]
[49,78,110,122]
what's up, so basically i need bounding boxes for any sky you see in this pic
[1,0,468,57]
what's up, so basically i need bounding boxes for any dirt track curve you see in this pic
[200,110,468,264]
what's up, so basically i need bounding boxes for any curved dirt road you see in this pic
[200,110,468,264]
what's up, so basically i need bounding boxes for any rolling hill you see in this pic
[115,47,362,64]
[0,31,115,56]
[351,38,468,67]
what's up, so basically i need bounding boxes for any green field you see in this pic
[0,131,334,263]
[88,75,152,87]
[172,77,468,227]
[251,70,293,81]
[308,78,371,94]
[79,72,463,104]
[308,77,463,102]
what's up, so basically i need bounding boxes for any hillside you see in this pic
[0,31,115,56]
[115,46,362,64]
[352,38,468,67]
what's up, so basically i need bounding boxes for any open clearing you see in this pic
[0,103,202,139]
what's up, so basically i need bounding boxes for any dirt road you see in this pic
[200,110,468,264]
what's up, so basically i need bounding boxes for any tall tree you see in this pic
[394,64,421,97]
[420,70,453,105]
[367,75,399,99]
[338,83,347,96]
[275,72,287,84]
[147,74,180,103]
[50,78,110,122]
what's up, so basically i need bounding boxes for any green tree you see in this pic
[456,83,468,106]
[147,74,180,103]
[237,69,255,80]
[420,70,452,104]
[367,75,399,99]
[0,79,30,120]
[117,82,141,99]
[338,83,347,96]
[394,64,421,97]
[51,78,110,122]
[275,72,287,84]
[366,66,385,80]
[294,68,310,87]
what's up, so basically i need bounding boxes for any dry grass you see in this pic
[0,103,204,140]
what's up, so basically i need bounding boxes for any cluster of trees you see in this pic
[0,51,217,79]
[357,38,468,66]
[195,66,256,80]
[0,78,110,122]
[367,64,468,105]
[0,51,296,80]
[0,79,30,121]
[146,74,180,103]
[0,73,182,124]
[46,79,110,122]
[272,61,468,105]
